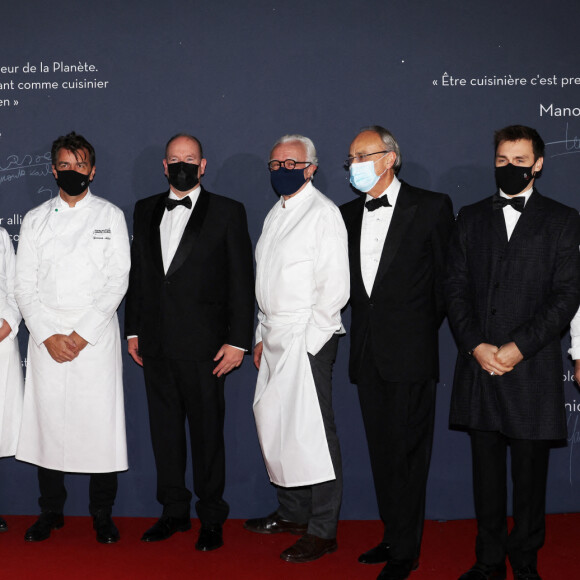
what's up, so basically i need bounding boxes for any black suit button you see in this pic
[369,302,374,309]
[164,280,170,285]
[491,308,496,315]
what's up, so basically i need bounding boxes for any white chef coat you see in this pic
[0,228,24,458]
[254,182,349,487]
[569,306,580,361]
[15,190,130,473]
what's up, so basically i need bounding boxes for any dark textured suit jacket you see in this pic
[124,188,255,360]
[340,181,454,383]
[446,189,580,439]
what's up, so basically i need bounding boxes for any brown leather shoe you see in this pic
[280,533,337,563]
[244,511,307,535]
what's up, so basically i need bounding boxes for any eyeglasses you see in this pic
[344,150,390,167]
[268,159,312,171]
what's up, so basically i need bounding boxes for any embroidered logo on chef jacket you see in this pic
[93,228,111,240]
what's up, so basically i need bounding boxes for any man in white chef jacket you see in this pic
[244,135,350,563]
[0,227,24,533]
[570,306,580,385]
[15,132,130,544]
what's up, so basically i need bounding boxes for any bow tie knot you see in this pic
[165,196,192,211]
[365,195,391,212]
[492,194,525,213]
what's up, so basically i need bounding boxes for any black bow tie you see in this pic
[165,196,192,211]
[492,194,525,212]
[365,195,391,212]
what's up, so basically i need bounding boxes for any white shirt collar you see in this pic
[168,184,201,203]
[365,175,401,209]
[499,186,533,206]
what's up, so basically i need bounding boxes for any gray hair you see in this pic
[271,134,318,165]
[359,125,401,171]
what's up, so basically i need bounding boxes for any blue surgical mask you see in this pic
[270,167,308,196]
[349,154,388,193]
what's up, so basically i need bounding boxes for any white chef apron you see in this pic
[16,308,127,473]
[253,317,335,487]
[0,335,24,458]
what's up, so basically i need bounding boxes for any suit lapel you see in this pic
[505,188,543,247]
[166,188,210,277]
[489,194,509,245]
[371,183,417,297]
[347,198,367,297]
[149,194,166,275]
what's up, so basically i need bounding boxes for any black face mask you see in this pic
[56,169,91,197]
[167,162,199,192]
[270,167,308,196]
[495,163,535,196]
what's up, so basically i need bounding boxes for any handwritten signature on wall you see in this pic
[0,152,54,197]
[546,123,580,158]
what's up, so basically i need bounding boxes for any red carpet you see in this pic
[1,515,577,579]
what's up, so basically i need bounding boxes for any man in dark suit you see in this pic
[125,133,254,551]
[340,126,454,580]
[446,125,580,580]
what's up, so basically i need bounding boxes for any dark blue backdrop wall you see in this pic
[1,1,579,520]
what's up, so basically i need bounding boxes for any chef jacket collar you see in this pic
[56,188,93,209]
[280,180,315,209]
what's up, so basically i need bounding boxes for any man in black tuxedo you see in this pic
[446,125,580,580]
[125,133,254,551]
[340,126,454,580]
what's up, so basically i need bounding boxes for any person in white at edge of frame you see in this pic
[570,306,580,385]
[15,132,130,544]
[244,135,350,564]
[0,227,24,534]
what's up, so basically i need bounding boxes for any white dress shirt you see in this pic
[360,175,401,296]
[498,186,533,241]
[159,186,200,273]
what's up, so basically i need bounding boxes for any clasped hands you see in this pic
[43,331,88,363]
[472,341,523,376]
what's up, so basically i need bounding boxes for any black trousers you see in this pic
[37,467,118,515]
[142,356,229,526]
[357,354,436,562]
[275,334,343,539]
[469,429,550,570]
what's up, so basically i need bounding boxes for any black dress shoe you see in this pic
[359,543,420,570]
[378,558,417,579]
[141,516,191,542]
[280,533,337,563]
[359,542,391,564]
[458,563,507,580]
[195,524,223,551]
[244,511,307,535]
[24,512,64,542]
[513,565,542,580]
[0,517,7,531]
[92,510,120,544]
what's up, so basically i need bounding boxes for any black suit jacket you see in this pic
[340,181,454,383]
[446,189,580,439]
[124,188,255,360]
